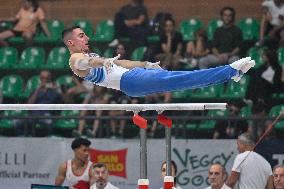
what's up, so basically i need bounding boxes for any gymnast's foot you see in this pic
[230,57,255,82]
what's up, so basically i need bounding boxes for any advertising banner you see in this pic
[0,138,283,189]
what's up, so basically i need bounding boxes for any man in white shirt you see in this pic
[226,132,274,189]
[273,165,284,189]
[90,163,119,189]
[204,163,231,189]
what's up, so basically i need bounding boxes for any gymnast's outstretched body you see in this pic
[62,26,255,97]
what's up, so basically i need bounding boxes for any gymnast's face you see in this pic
[69,28,90,53]
[74,145,90,162]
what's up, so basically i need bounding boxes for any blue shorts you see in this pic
[120,65,238,97]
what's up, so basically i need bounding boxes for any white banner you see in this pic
[0,138,239,189]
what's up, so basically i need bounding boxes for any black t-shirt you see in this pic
[212,25,243,53]
[160,31,183,53]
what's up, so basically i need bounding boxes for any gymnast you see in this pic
[63,26,255,97]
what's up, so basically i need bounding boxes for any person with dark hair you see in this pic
[273,165,284,189]
[257,0,284,48]
[160,160,182,189]
[0,0,50,46]
[55,138,93,189]
[204,163,230,189]
[155,17,183,70]
[182,29,210,68]
[198,7,242,69]
[90,163,119,189]
[62,26,255,97]
[108,0,149,47]
[226,132,273,189]
[245,49,283,106]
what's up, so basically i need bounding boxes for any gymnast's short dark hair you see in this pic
[62,26,81,41]
[71,137,91,150]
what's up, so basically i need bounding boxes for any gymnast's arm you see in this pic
[55,162,67,185]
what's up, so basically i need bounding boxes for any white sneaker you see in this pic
[108,39,119,47]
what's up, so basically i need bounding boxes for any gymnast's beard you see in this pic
[96,180,107,189]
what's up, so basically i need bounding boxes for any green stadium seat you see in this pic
[247,47,265,68]
[197,109,228,132]
[147,35,160,43]
[56,75,75,89]
[207,18,223,41]
[0,110,26,129]
[191,85,223,99]
[179,19,203,41]
[34,19,65,43]
[220,76,249,99]
[0,74,24,98]
[131,46,147,61]
[171,89,191,101]
[240,105,252,118]
[278,47,284,66]
[21,75,40,99]
[238,17,260,41]
[0,21,13,30]
[73,20,94,39]
[93,20,114,42]
[16,47,45,70]
[269,105,284,131]
[0,47,18,69]
[55,110,79,129]
[43,47,70,70]
[103,48,114,58]
[48,19,65,41]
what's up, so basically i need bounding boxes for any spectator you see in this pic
[160,160,183,189]
[181,29,210,68]
[0,0,50,46]
[15,70,62,137]
[62,76,93,103]
[204,163,230,189]
[199,7,242,69]
[258,0,284,48]
[72,86,110,138]
[245,49,282,107]
[273,165,284,189]
[115,43,130,59]
[226,132,274,189]
[108,90,131,138]
[90,163,119,189]
[213,103,248,139]
[109,0,149,48]
[55,138,93,189]
[155,17,183,70]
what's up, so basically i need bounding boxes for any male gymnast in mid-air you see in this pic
[63,26,255,97]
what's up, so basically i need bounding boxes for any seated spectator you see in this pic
[273,165,284,189]
[155,17,183,70]
[0,0,50,46]
[109,0,149,48]
[15,70,62,137]
[204,163,230,189]
[258,0,284,49]
[199,7,242,69]
[181,29,210,68]
[213,103,248,139]
[160,160,183,189]
[62,76,93,103]
[72,86,110,138]
[90,163,119,189]
[245,49,282,107]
